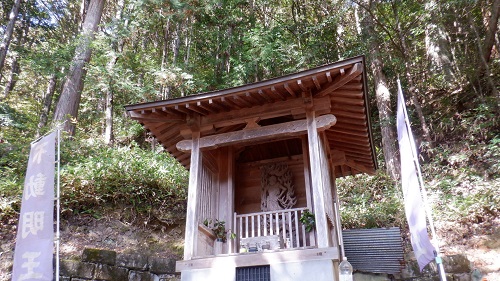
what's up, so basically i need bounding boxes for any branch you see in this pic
[352,0,404,55]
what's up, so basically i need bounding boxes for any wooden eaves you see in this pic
[124,56,378,177]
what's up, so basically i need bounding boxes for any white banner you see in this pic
[12,132,56,281]
[396,84,435,271]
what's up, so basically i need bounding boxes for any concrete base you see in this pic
[271,259,336,281]
[180,259,337,281]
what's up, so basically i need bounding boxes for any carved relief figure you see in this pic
[260,163,297,211]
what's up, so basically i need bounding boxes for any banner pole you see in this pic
[55,127,61,281]
[397,80,446,281]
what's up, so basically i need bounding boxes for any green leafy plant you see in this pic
[337,171,406,229]
[204,219,235,242]
[299,209,315,232]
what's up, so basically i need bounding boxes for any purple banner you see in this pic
[396,85,435,271]
[12,132,56,281]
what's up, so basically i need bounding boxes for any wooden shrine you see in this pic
[125,56,377,281]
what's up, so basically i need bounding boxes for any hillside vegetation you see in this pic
[0,0,499,279]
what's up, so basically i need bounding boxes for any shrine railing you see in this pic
[234,207,316,253]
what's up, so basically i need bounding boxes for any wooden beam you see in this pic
[232,95,253,108]
[297,79,308,92]
[176,247,339,271]
[196,101,217,114]
[257,89,273,103]
[325,131,369,142]
[145,123,168,134]
[158,127,182,141]
[316,63,363,97]
[326,72,332,82]
[221,96,241,109]
[330,110,366,120]
[331,90,363,99]
[128,110,184,123]
[335,118,367,126]
[177,114,337,152]
[186,103,209,115]
[284,83,295,97]
[332,139,371,148]
[330,128,368,137]
[209,99,228,112]
[330,96,365,106]
[339,82,363,90]
[177,153,191,165]
[330,150,346,166]
[271,86,287,101]
[156,121,180,136]
[333,122,368,132]
[345,159,374,175]
[161,106,186,118]
[331,103,366,114]
[312,76,321,90]
[201,95,331,129]
[174,104,192,115]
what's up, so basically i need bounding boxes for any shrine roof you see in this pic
[125,56,378,177]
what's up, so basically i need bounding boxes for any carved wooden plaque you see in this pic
[260,163,297,211]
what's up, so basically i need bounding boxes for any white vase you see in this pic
[214,239,224,255]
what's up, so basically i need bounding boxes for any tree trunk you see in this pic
[162,18,170,67]
[184,16,192,67]
[104,0,127,145]
[424,0,456,84]
[2,57,19,99]
[393,2,433,147]
[362,3,400,180]
[0,0,22,84]
[2,9,30,100]
[37,73,58,137]
[469,18,499,111]
[481,0,500,65]
[476,0,500,108]
[104,82,114,145]
[52,0,105,135]
[172,21,181,65]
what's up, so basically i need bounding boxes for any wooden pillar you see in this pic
[183,130,202,260]
[305,107,330,248]
[217,146,235,253]
[320,132,339,248]
[301,135,313,210]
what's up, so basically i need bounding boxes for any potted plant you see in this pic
[204,219,236,255]
[204,219,236,242]
[212,219,228,242]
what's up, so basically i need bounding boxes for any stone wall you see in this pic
[11,247,474,281]
[59,248,180,281]
[354,253,474,281]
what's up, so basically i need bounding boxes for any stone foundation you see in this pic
[58,248,180,281]
[6,247,475,281]
[354,253,475,281]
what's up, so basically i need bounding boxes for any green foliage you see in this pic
[299,209,315,232]
[424,132,500,224]
[204,219,235,242]
[59,140,188,217]
[0,134,189,224]
[337,171,406,229]
[0,103,26,129]
[0,104,36,199]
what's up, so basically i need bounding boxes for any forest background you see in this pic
[0,0,499,280]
